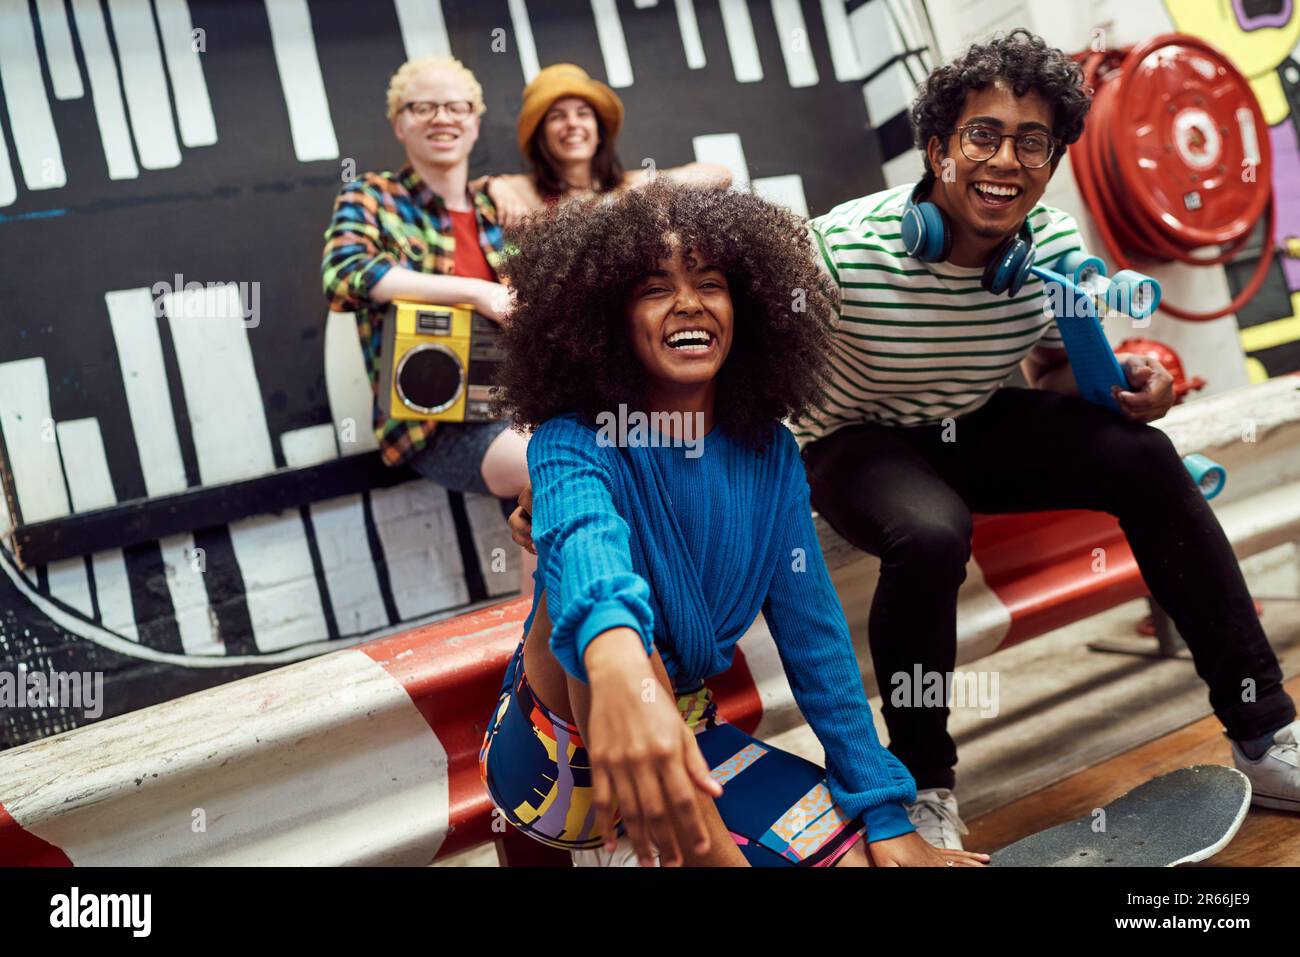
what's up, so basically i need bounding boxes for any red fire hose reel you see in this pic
[1072,34,1277,321]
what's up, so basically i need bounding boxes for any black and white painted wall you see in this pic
[0,0,932,749]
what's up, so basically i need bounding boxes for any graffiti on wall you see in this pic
[1165,0,1300,381]
[0,0,925,749]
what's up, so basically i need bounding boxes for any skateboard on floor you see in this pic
[990,765,1251,866]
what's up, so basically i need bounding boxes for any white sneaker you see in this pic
[906,787,969,849]
[1230,720,1300,812]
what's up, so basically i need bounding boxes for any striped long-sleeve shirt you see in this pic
[794,182,1085,444]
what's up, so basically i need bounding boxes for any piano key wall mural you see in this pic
[0,0,934,749]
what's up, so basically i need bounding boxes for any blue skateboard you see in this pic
[1035,252,1225,499]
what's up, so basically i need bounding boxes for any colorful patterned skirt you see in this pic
[479,642,865,866]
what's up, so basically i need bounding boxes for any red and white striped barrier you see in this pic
[3,378,1298,865]
[0,602,523,865]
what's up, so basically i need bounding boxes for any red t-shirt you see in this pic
[449,209,495,281]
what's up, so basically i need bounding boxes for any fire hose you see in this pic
[1071,34,1276,321]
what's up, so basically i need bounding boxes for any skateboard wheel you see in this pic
[1107,270,1162,319]
[1182,453,1226,500]
[1056,250,1106,287]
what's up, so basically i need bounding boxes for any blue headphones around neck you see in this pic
[900,178,1036,297]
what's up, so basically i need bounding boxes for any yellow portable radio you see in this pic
[377,300,503,422]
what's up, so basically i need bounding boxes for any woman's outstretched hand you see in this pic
[583,628,723,866]
[868,831,990,867]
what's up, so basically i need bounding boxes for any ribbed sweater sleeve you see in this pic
[528,417,656,683]
[762,431,918,838]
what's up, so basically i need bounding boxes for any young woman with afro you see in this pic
[478,179,990,868]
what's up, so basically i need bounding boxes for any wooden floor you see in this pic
[967,675,1300,866]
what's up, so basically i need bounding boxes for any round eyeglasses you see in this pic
[400,100,474,121]
[950,124,1057,169]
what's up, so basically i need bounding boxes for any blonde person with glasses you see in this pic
[322,56,533,591]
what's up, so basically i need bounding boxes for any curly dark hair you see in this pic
[492,179,836,451]
[909,28,1091,177]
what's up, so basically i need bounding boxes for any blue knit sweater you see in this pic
[525,413,917,840]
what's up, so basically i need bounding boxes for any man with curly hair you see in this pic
[799,29,1299,848]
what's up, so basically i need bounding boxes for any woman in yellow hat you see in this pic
[482,64,731,224]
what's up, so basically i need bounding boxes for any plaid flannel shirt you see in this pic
[321,164,504,466]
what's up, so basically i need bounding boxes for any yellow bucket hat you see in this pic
[517,64,625,156]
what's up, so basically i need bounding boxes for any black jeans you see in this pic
[803,387,1294,791]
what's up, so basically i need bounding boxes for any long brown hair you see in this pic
[528,113,626,200]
